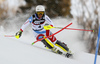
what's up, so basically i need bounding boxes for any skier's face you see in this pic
[38,14,43,18]
[37,11,44,18]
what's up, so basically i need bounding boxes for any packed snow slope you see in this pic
[0,18,100,64]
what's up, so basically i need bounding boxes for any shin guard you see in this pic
[41,36,54,49]
[55,40,69,52]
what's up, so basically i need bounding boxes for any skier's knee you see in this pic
[38,36,43,39]
[36,34,44,40]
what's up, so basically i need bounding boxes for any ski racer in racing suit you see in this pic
[15,5,72,57]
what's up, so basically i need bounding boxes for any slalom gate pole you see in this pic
[55,27,94,32]
[94,26,100,64]
[32,22,72,45]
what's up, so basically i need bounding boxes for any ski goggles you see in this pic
[37,12,44,15]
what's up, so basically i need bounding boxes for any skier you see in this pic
[15,5,72,57]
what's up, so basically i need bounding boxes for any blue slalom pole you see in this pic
[94,26,100,64]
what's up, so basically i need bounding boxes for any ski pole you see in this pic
[4,35,15,37]
[32,22,72,45]
[54,27,94,32]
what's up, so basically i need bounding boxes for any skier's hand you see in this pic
[15,30,22,39]
[43,25,54,30]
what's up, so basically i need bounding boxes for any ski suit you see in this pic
[20,13,69,52]
[20,14,57,43]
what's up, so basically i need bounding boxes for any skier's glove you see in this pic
[15,30,22,39]
[43,25,54,30]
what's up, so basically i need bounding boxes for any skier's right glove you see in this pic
[43,25,54,30]
[15,30,23,39]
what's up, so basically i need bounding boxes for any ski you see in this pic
[52,49,73,58]
[64,53,73,58]
[32,22,72,45]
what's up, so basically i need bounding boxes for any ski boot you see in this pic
[51,47,63,55]
[61,42,73,58]
[65,50,73,58]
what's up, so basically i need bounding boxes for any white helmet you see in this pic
[36,5,45,12]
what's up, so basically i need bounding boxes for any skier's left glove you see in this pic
[15,30,23,39]
[43,25,54,30]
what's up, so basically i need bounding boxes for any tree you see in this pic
[74,0,100,54]
[24,0,72,18]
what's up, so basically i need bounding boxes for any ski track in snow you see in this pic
[0,18,100,64]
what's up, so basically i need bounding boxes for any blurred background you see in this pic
[0,0,100,55]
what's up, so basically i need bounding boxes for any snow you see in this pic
[0,0,26,17]
[0,18,100,64]
[71,0,97,20]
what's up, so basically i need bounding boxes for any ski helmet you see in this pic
[36,5,45,12]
